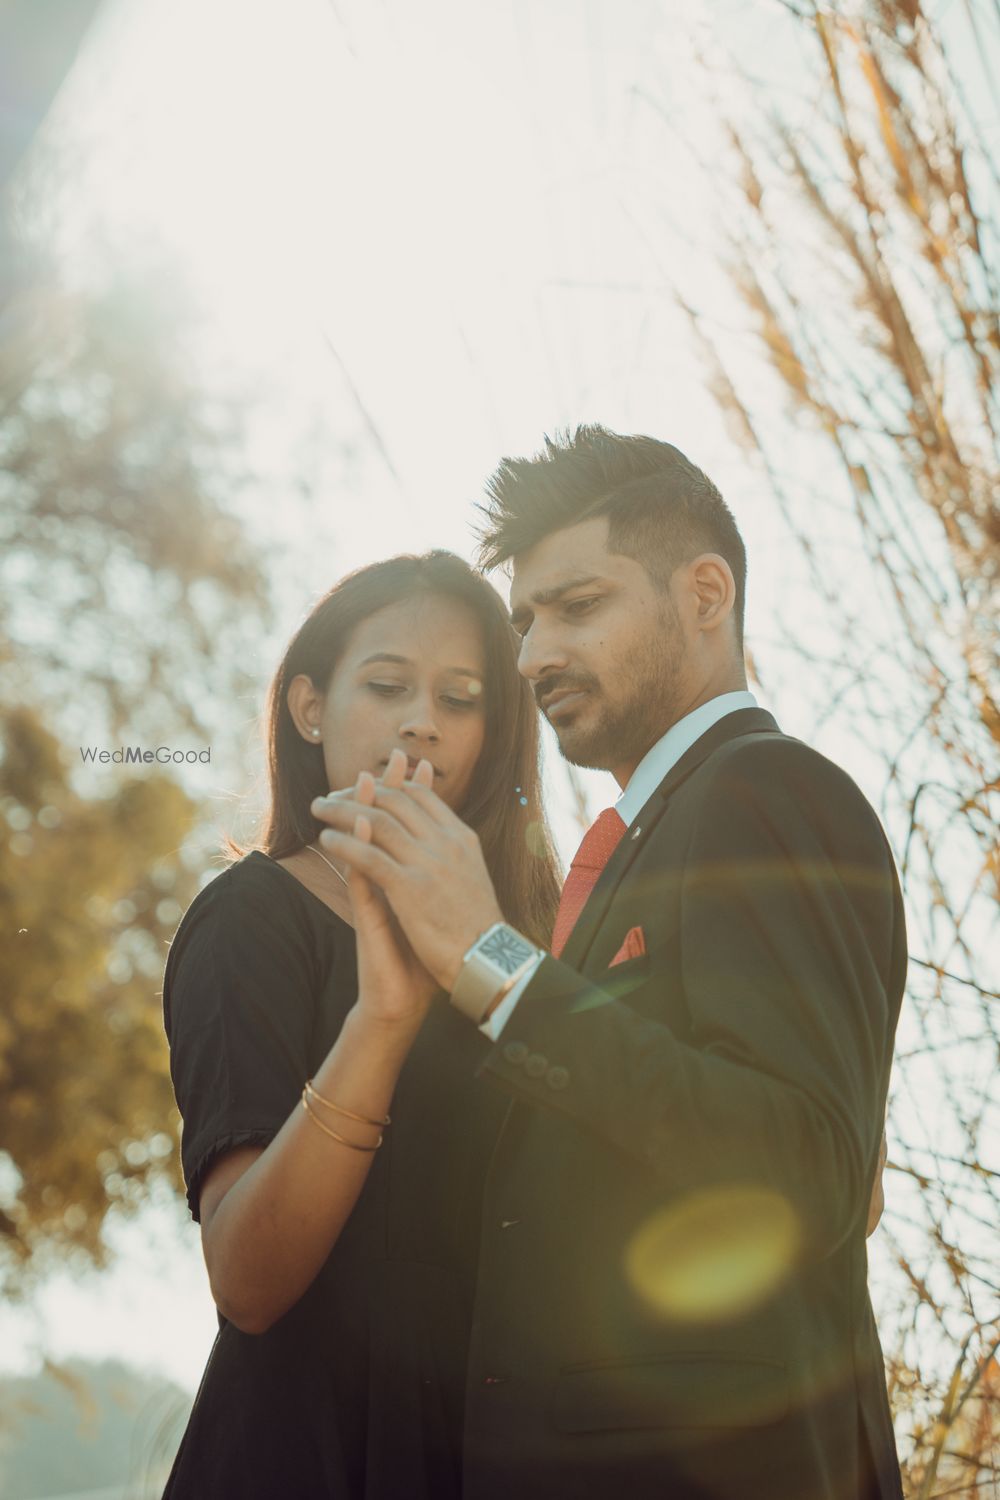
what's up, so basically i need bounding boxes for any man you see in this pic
[314,427,905,1499]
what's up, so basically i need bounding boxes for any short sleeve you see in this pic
[163,862,327,1221]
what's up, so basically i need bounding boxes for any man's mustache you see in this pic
[534,673,599,712]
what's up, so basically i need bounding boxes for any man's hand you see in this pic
[311,749,504,991]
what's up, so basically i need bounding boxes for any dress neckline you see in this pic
[246,849,354,932]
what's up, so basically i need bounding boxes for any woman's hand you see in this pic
[312,755,505,993]
[351,752,440,1031]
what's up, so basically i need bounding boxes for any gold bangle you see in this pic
[300,1094,382,1151]
[304,1078,390,1129]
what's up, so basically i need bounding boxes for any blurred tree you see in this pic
[680,0,998,1491]
[0,212,276,1288]
[0,705,191,1288]
[0,254,271,759]
[0,1355,190,1496]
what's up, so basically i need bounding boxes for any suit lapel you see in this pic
[558,708,780,973]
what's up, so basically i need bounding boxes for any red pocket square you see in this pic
[610,925,646,966]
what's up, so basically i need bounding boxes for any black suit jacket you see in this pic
[463,710,906,1500]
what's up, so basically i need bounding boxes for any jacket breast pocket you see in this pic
[599,953,654,1002]
[550,1352,789,1433]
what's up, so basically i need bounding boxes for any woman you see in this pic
[161,552,560,1499]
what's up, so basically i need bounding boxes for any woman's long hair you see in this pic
[239,551,560,947]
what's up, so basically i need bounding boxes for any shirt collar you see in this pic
[615,690,759,828]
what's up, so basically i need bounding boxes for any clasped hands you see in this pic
[314,754,891,1235]
[311,748,504,994]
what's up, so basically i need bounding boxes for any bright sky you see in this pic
[41,0,799,570]
[35,0,830,846]
[4,0,993,1396]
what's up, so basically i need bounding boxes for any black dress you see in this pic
[161,851,509,1499]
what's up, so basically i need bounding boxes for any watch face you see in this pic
[480,925,535,974]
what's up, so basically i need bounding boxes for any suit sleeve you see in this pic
[478,741,905,1255]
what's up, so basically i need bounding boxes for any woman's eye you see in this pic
[368,682,405,696]
[442,696,478,710]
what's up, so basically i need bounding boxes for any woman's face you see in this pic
[307,594,488,812]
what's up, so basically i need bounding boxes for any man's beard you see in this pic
[546,610,685,774]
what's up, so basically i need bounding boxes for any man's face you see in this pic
[510,517,690,785]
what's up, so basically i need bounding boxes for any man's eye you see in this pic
[565,597,599,616]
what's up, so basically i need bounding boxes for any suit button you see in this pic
[502,1041,528,1065]
[545,1065,570,1090]
[524,1052,548,1077]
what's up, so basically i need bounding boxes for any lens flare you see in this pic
[625,1185,801,1323]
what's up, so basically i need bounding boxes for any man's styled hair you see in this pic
[476,425,748,650]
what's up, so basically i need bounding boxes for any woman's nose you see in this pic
[398,697,440,742]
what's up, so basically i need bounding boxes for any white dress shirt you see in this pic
[478,690,759,1041]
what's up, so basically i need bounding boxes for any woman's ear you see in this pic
[286,674,324,743]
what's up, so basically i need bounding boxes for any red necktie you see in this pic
[551,807,627,959]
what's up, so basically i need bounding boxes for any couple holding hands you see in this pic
[161,426,905,1499]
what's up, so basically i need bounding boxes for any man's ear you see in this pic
[286,673,324,743]
[689,553,736,635]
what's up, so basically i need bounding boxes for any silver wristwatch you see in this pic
[450,923,542,1025]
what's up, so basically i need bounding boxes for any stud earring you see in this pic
[311,728,320,738]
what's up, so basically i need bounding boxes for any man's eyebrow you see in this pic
[357,653,480,676]
[509,574,606,625]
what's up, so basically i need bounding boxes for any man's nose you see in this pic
[517,625,568,683]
